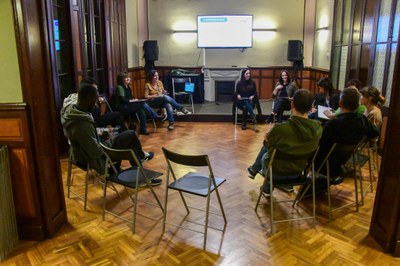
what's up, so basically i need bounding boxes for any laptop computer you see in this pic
[184,82,195,93]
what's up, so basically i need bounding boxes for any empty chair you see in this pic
[162,147,227,250]
[255,147,319,234]
[172,77,194,113]
[100,143,164,234]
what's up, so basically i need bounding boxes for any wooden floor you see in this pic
[3,122,400,265]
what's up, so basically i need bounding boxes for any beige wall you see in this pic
[146,0,306,68]
[313,0,334,69]
[0,0,22,103]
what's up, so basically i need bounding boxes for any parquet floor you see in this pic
[3,122,400,265]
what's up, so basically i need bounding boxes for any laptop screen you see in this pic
[185,82,195,93]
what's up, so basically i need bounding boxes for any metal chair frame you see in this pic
[162,147,227,250]
[100,143,164,234]
[255,147,319,234]
[234,101,259,131]
[171,77,195,114]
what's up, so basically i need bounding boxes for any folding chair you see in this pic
[298,141,362,221]
[172,77,194,113]
[66,142,92,211]
[100,143,164,234]
[234,98,259,130]
[162,147,227,250]
[255,147,319,234]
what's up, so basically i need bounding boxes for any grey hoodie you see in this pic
[61,93,111,174]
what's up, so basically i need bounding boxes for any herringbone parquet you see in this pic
[3,122,399,265]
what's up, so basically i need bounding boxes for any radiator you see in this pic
[0,145,18,261]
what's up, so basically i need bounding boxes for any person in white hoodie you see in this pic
[61,83,161,185]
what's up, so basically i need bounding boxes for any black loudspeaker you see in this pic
[287,40,303,61]
[143,40,159,61]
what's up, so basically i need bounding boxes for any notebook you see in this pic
[317,105,332,120]
[184,82,195,93]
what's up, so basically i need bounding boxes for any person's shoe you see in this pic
[139,178,162,187]
[168,123,174,130]
[181,107,192,115]
[331,176,344,185]
[258,170,265,177]
[142,151,154,162]
[246,166,257,179]
[176,111,184,116]
[241,123,246,130]
[260,185,270,198]
[278,186,295,193]
[140,129,150,135]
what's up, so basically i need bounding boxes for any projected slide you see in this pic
[197,15,253,48]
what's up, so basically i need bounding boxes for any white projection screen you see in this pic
[197,15,253,48]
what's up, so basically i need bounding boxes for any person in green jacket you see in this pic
[246,89,323,195]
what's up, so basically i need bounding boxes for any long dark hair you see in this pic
[239,68,252,84]
[317,77,334,96]
[146,69,158,82]
[278,70,290,85]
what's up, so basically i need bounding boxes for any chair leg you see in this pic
[102,180,108,221]
[214,186,227,224]
[190,95,194,114]
[269,176,275,234]
[203,194,212,250]
[132,171,140,234]
[162,188,169,234]
[67,160,72,198]
[84,168,90,211]
[234,107,238,126]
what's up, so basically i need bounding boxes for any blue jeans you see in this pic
[236,99,255,117]
[142,103,158,119]
[148,95,182,123]
[251,145,268,173]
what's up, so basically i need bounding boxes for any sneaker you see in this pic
[176,111,184,116]
[142,151,154,162]
[258,170,265,177]
[246,166,257,179]
[241,123,246,130]
[260,185,270,197]
[140,129,150,135]
[139,178,162,187]
[168,123,174,130]
[181,107,192,115]
[278,186,295,193]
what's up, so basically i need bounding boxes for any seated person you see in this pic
[144,69,191,130]
[323,79,365,120]
[360,86,385,127]
[114,72,159,135]
[80,77,127,132]
[246,89,323,195]
[308,77,340,120]
[314,87,380,181]
[269,70,298,123]
[234,68,258,130]
[61,83,161,185]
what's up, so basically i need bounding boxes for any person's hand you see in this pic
[129,98,139,102]
[323,109,336,119]
[249,95,254,101]
[310,107,317,113]
[237,94,242,100]
[98,97,104,103]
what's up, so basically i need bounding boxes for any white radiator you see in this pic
[0,145,18,261]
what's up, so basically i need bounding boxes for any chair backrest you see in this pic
[315,141,361,175]
[100,143,141,173]
[172,77,191,94]
[266,147,319,176]
[162,147,209,167]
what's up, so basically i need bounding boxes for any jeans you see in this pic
[236,99,255,118]
[148,95,182,123]
[142,103,158,119]
[251,145,268,173]
[273,98,291,123]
